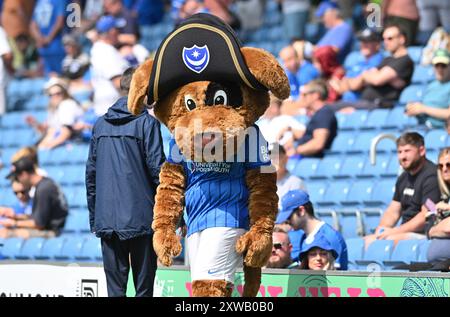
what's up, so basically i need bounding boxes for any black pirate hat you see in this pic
[147,13,267,104]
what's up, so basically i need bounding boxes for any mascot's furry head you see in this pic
[128,13,289,160]
[128,13,290,297]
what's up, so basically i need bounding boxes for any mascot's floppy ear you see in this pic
[128,58,153,115]
[241,47,290,100]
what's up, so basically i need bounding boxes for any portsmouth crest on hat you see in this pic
[182,45,210,74]
[147,13,267,104]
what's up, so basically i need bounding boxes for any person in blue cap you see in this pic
[276,189,348,270]
[298,235,338,270]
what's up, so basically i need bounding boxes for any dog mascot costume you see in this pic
[127,13,290,297]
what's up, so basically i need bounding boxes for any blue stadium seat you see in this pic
[68,186,88,208]
[359,154,391,178]
[306,181,328,204]
[248,28,266,42]
[63,212,89,234]
[384,239,421,269]
[23,95,48,111]
[349,131,378,153]
[336,110,368,130]
[365,179,396,207]
[286,157,300,173]
[327,131,355,154]
[36,237,66,260]
[305,23,321,42]
[360,208,383,235]
[356,240,394,270]
[0,129,34,148]
[1,238,24,259]
[44,166,65,184]
[317,180,350,207]
[310,156,342,179]
[336,155,365,179]
[399,85,426,104]
[346,238,364,270]
[264,12,282,26]
[55,236,85,261]
[381,157,401,178]
[336,209,363,239]
[425,130,447,152]
[418,239,431,262]
[315,209,339,230]
[267,26,284,42]
[411,65,435,84]
[76,238,102,262]
[342,180,374,207]
[0,112,28,129]
[16,238,46,260]
[67,144,90,164]
[292,158,320,179]
[382,107,418,129]
[363,109,390,130]
[407,46,423,64]
[62,165,85,185]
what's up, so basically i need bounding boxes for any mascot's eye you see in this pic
[213,90,228,106]
[184,96,197,111]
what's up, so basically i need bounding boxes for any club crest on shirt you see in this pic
[182,45,210,74]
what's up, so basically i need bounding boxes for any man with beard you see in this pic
[364,132,441,248]
[266,227,296,269]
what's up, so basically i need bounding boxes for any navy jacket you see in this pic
[86,97,165,240]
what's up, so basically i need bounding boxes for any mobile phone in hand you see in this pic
[425,199,437,214]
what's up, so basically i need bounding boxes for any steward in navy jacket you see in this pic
[85,96,165,240]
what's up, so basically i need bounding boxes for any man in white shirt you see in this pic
[0,26,12,115]
[90,15,129,116]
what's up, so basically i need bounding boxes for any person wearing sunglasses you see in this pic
[330,24,414,111]
[0,180,32,224]
[426,147,450,266]
[31,77,83,150]
[265,227,296,269]
[405,49,450,129]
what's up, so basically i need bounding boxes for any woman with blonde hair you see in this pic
[298,236,337,270]
[427,147,450,265]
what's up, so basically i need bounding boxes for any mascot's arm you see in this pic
[236,169,278,267]
[152,161,186,266]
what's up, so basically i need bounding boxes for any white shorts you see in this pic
[187,227,246,283]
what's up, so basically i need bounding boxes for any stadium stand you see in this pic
[0,0,446,275]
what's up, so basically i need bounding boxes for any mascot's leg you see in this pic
[242,265,261,297]
[188,227,245,297]
[192,280,231,297]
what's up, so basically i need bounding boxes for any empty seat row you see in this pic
[0,236,101,262]
[316,208,383,239]
[346,238,431,271]
[0,236,186,263]
[289,155,402,180]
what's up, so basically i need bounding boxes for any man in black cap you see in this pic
[340,28,384,102]
[0,157,68,239]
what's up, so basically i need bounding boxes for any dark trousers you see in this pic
[101,234,157,297]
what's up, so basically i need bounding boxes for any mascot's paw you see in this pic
[236,229,272,267]
[153,229,182,266]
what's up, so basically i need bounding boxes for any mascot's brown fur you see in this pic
[128,43,289,297]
